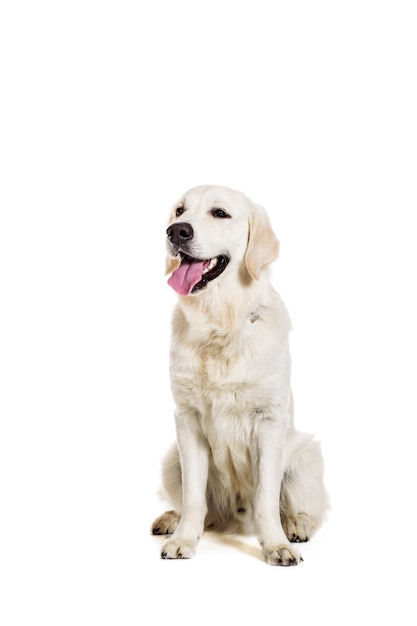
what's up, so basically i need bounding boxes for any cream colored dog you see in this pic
[152,185,328,565]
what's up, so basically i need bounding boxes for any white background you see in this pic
[1,1,416,624]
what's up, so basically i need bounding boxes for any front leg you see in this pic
[161,412,209,560]
[254,418,302,566]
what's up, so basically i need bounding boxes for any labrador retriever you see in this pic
[151,185,328,565]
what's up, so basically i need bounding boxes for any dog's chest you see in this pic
[194,334,250,389]
[170,315,282,487]
[173,332,262,423]
[170,306,282,420]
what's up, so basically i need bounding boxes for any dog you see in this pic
[151,184,328,565]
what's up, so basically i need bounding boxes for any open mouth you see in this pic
[168,253,230,296]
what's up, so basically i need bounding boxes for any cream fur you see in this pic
[152,185,329,565]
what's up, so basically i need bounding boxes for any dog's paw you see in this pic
[264,544,302,566]
[283,512,316,543]
[151,510,180,535]
[160,536,198,560]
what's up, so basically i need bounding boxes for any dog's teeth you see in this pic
[203,257,218,274]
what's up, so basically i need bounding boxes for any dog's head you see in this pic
[165,185,279,296]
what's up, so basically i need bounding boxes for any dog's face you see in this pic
[166,185,279,296]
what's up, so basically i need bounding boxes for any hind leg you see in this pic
[280,431,329,543]
[151,444,183,533]
[151,510,180,535]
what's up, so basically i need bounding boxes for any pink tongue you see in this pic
[168,258,206,295]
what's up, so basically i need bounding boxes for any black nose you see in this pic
[166,222,194,245]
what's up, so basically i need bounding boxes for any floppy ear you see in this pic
[165,255,181,276]
[245,202,280,279]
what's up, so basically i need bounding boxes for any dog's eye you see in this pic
[211,208,230,219]
[175,206,185,217]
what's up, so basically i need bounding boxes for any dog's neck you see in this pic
[176,271,269,335]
